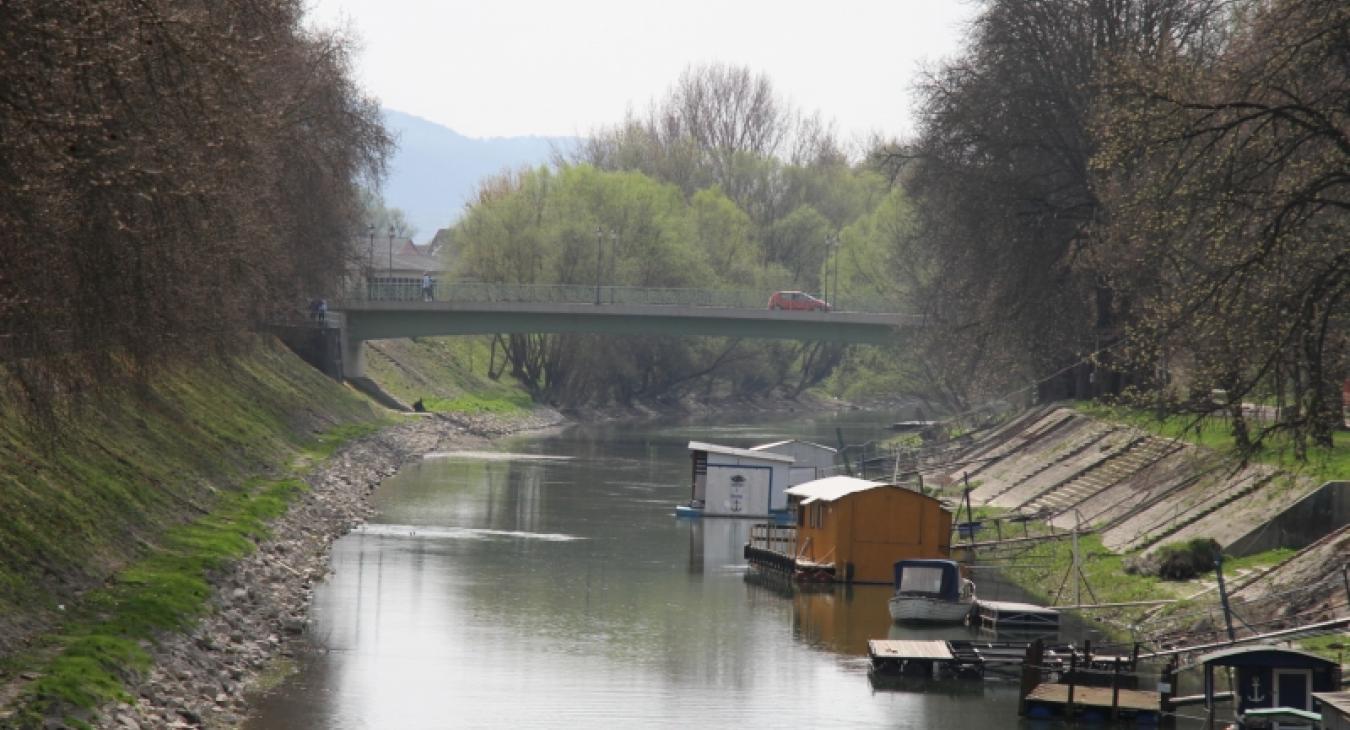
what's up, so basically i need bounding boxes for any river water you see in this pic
[246,412,1100,729]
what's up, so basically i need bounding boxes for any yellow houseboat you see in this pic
[747,476,954,584]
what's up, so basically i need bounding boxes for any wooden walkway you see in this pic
[868,640,953,661]
[976,599,1060,629]
[1024,682,1160,713]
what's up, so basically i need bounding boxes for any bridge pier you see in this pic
[340,327,366,379]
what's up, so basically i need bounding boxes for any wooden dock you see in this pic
[1023,682,1161,718]
[869,638,1132,679]
[867,640,959,677]
[976,599,1060,630]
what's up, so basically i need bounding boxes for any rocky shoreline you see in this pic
[100,408,564,730]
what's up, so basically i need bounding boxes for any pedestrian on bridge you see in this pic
[421,272,434,302]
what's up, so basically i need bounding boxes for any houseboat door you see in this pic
[1272,668,1313,729]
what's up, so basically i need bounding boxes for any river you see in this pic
[245,411,1103,728]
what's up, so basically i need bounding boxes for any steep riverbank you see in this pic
[929,405,1347,657]
[105,408,564,730]
[0,338,564,727]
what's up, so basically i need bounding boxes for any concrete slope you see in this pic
[952,406,1323,557]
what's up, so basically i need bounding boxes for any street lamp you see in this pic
[824,234,838,306]
[366,224,375,298]
[826,233,837,310]
[609,231,618,304]
[386,225,395,295]
[595,225,603,305]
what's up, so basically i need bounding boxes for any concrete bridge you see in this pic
[322,284,919,378]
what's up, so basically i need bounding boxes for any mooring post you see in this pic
[1067,652,1078,719]
[1018,638,1044,717]
[962,472,976,548]
[1215,557,1236,642]
[1160,657,1178,730]
[1110,656,1121,720]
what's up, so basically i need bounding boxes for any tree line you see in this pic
[884,0,1345,456]
[0,0,389,425]
[445,64,892,407]
[448,1,1343,455]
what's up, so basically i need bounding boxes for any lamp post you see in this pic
[824,234,838,306]
[366,224,375,297]
[609,231,618,304]
[826,233,837,310]
[595,225,603,305]
[386,225,395,296]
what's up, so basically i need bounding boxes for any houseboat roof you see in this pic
[750,439,837,454]
[1313,691,1350,717]
[1196,645,1337,669]
[687,441,795,463]
[785,475,890,504]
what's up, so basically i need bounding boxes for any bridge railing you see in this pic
[344,282,904,314]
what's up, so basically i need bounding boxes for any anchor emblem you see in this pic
[1245,675,1266,704]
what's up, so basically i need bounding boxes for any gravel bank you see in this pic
[99,408,563,730]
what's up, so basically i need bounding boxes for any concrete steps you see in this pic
[1031,437,1184,518]
[1010,435,1144,513]
[1106,468,1278,553]
[958,408,1077,484]
[975,424,1120,505]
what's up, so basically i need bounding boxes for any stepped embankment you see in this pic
[941,406,1331,557]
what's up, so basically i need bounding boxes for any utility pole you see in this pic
[1216,557,1236,642]
[609,231,618,304]
[595,225,603,305]
[366,223,375,298]
[826,233,837,310]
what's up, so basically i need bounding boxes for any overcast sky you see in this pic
[304,0,978,142]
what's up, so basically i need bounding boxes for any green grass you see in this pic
[0,337,387,726]
[423,391,532,414]
[1221,547,1296,573]
[22,466,355,723]
[1296,634,1349,666]
[363,336,535,414]
[1074,402,1348,484]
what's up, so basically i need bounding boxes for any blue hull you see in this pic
[674,504,793,524]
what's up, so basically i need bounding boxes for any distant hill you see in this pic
[381,109,576,243]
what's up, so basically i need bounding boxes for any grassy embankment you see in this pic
[1075,402,1349,485]
[0,338,390,726]
[364,337,534,414]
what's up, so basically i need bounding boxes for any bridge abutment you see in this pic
[340,327,366,379]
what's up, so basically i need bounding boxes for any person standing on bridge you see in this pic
[421,271,434,302]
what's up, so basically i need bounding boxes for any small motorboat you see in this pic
[888,559,975,624]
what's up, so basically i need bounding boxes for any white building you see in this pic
[684,441,794,518]
[749,440,838,486]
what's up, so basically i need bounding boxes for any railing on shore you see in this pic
[341,281,903,315]
[749,523,797,555]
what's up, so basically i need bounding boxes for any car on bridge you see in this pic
[768,290,831,312]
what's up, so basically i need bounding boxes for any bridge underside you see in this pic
[335,302,912,377]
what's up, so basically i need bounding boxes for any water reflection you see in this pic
[248,413,1044,729]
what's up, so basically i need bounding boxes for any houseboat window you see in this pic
[898,566,945,594]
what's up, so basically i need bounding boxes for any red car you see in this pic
[767,290,831,312]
